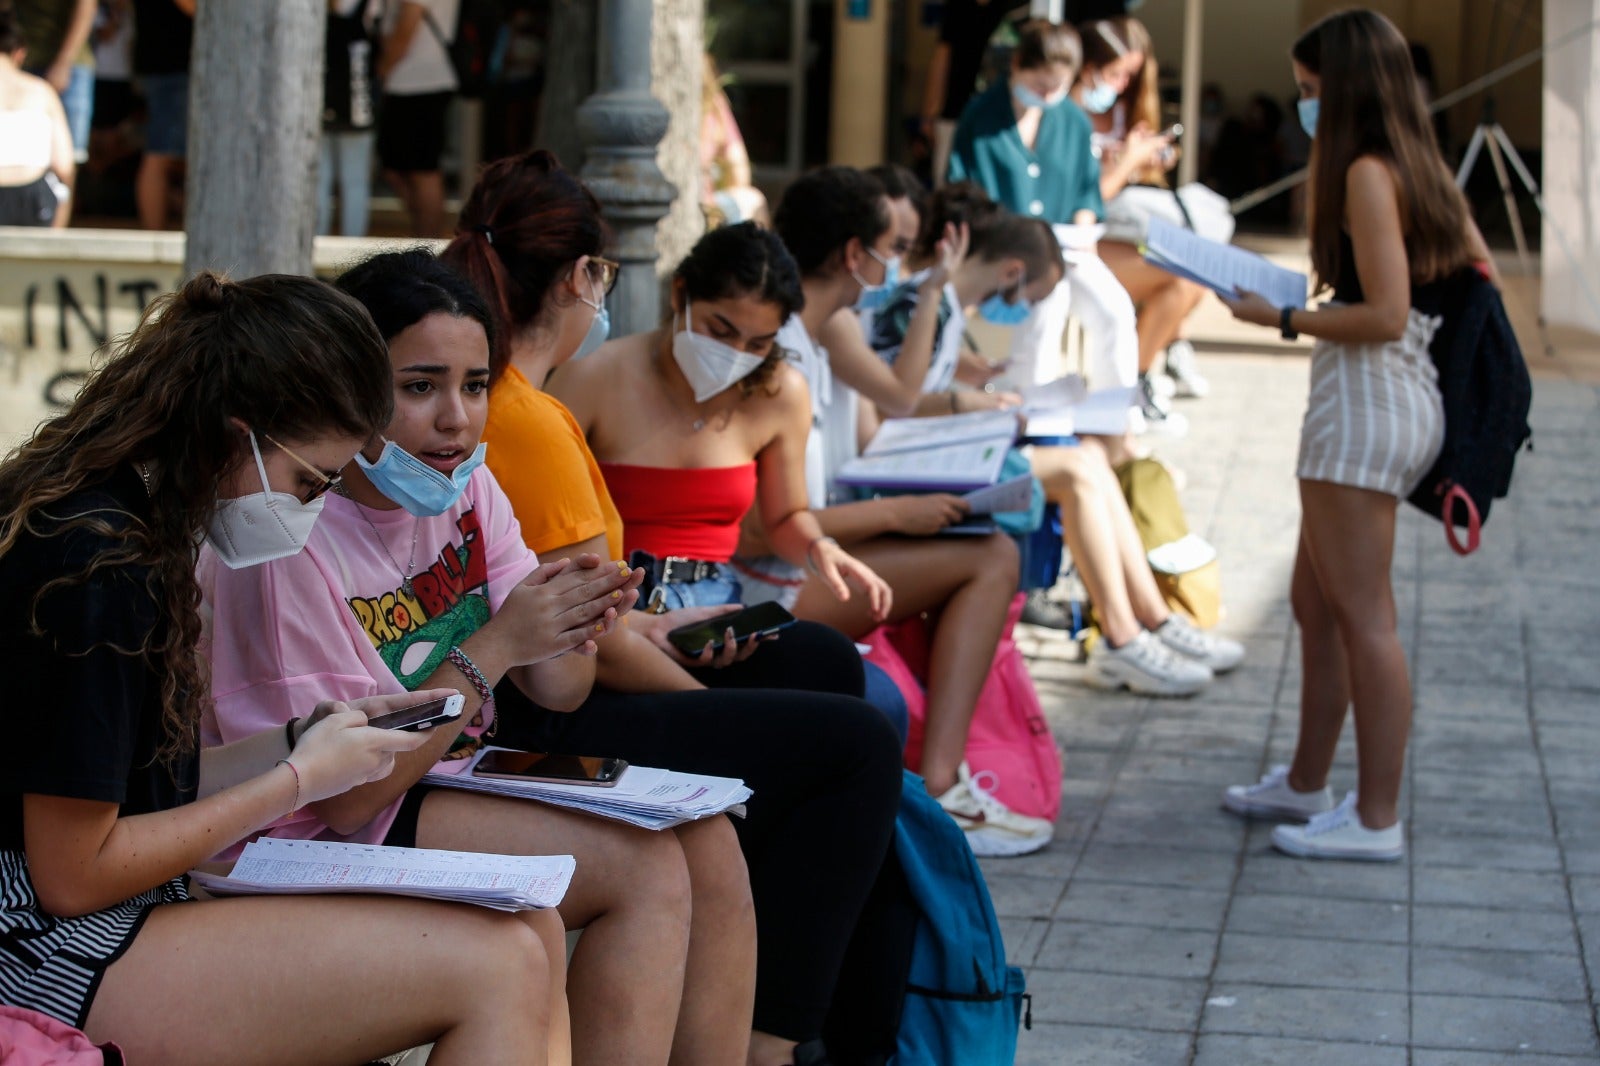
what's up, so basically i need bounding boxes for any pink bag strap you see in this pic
[1442,483,1481,556]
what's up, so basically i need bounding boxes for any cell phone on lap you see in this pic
[471,750,628,787]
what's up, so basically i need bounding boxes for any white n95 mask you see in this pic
[671,298,766,402]
[206,430,325,569]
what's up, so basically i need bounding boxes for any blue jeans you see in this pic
[317,130,374,236]
[653,573,744,611]
[60,65,93,162]
[141,73,189,156]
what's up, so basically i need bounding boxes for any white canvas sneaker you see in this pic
[1222,764,1335,820]
[1271,792,1404,861]
[1163,339,1211,398]
[1155,615,1245,674]
[934,763,1054,858]
[1086,629,1212,696]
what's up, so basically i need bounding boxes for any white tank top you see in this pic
[0,110,52,170]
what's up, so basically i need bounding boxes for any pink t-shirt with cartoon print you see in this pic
[200,465,539,851]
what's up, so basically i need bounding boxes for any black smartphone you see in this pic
[366,693,465,732]
[666,602,797,656]
[471,750,628,787]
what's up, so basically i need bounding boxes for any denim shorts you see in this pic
[141,73,189,156]
[653,573,743,611]
[29,65,94,161]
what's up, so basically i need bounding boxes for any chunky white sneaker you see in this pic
[1155,615,1245,673]
[1271,792,1404,861]
[1163,339,1210,398]
[934,763,1054,857]
[1086,629,1212,696]
[1222,764,1335,820]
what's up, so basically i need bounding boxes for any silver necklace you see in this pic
[353,500,421,598]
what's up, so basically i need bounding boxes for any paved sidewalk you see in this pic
[996,279,1600,1063]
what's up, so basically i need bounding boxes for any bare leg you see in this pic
[669,817,757,1066]
[1030,444,1142,646]
[136,153,176,230]
[86,894,550,1066]
[416,790,692,1065]
[1285,524,1351,794]
[520,908,574,1065]
[1076,443,1171,629]
[411,169,446,236]
[793,532,1018,795]
[1101,243,1207,373]
[1297,479,1409,828]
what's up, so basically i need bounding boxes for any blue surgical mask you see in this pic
[1013,82,1067,111]
[852,248,901,312]
[355,439,487,516]
[1080,78,1118,115]
[1297,97,1319,139]
[573,274,610,360]
[980,274,1033,326]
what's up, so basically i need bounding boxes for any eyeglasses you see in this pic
[263,433,343,504]
[588,256,621,296]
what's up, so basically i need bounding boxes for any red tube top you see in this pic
[599,461,758,563]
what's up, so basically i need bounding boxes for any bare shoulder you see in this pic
[1345,156,1401,200]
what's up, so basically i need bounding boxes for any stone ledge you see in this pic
[0,227,444,272]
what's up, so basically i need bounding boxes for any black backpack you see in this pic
[422,0,507,98]
[1407,267,1533,555]
[324,0,382,131]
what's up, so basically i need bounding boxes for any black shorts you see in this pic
[378,91,452,173]
[380,784,439,849]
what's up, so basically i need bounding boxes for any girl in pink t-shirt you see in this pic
[202,249,758,1065]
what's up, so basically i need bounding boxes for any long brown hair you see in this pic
[1082,17,1164,186]
[1293,9,1477,293]
[914,183,1064,287]
[0,273,394,761]
[441,148,608,382]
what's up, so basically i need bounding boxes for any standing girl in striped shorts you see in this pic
[1216,9,1494,860]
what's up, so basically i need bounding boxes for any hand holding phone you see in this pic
[365,692,465,732]
[666,602,797,658]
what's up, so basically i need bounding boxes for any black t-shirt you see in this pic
[0,465,198,853]
[939,0,1022,121]
[132,0,194,76]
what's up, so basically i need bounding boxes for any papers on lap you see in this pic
[190,838,575,911]
[1023,385,1139,438]
[1143,217,1307,309]
[962,474,1033,515]
[844,411,1018,490]
[422,749,753,831]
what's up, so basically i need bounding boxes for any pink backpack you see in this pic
[861,595,1062,822]
[0,1005,122,1064]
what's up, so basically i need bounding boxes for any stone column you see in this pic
[577,0,677,337]
[183,0,323,278]
[1542,0,1600,333]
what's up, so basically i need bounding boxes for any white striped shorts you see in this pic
[1297,307,1445,498]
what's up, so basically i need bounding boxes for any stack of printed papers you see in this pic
[190,838,574,912]
[841,410,1019,490]
[423,749,753,831]
[1143,216,1307,308]
[1023,385,1140,438]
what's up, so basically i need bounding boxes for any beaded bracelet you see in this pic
[446,645,499,738]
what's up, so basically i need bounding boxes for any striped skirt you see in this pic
[1,850,188,1028]
[1297,308,1445,498]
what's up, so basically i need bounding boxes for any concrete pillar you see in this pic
[1541,0,1600,333]
[184,1,323,277]
[829,0,890,166]
[577,0,676,337]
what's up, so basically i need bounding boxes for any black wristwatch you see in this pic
[1279,306,1298,341]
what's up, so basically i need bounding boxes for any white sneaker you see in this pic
[1271,792,1404,861]
[934,763,1054,857]
[1222,764,1335,820]
[1086,629,1212,696]
[1163,340,1210,398]
[1155,615,1245,673]
[1148,370,1178,399]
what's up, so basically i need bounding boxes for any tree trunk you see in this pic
[536,0,598,170]
[183,0,324,278]
[651,0,705,279]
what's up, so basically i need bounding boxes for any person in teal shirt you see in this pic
[947,19,1169,441]
[947,21,1102,224]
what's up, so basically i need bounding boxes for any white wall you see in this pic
[1541,0,1600,333]
[1138,0,1303,121]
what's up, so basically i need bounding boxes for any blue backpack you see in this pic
[893,772,1031,1066]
